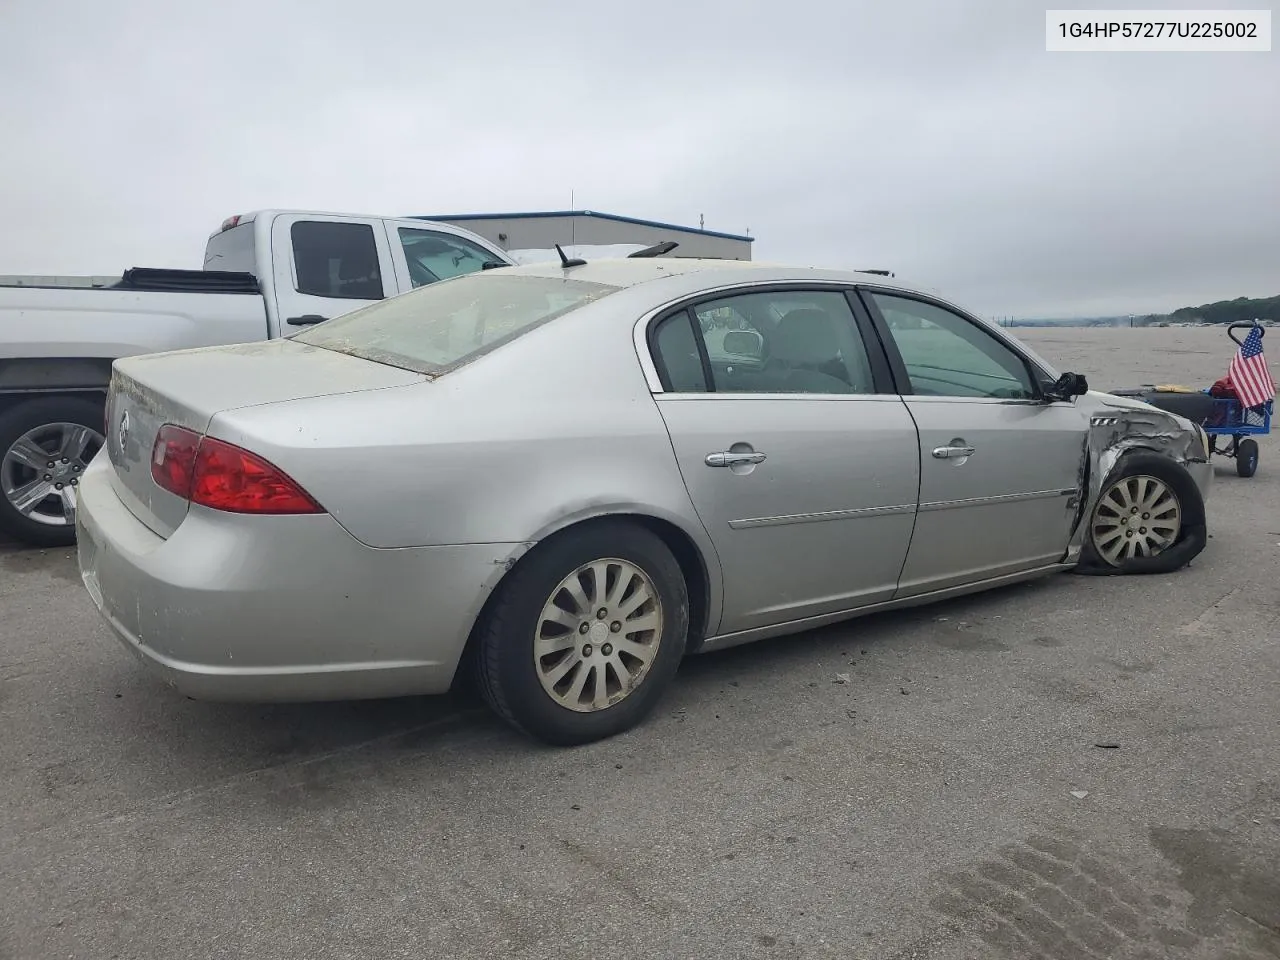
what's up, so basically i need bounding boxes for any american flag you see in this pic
[1228,325,1275,409]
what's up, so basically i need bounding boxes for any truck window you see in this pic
[290,221,385,300]
[203,222,257,274]
[398,227,496,287]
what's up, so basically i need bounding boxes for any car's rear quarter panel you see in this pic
[77,452,520,699]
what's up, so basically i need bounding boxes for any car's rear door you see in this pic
[644,285,921,638]
[269,213,396,330]
[858,288,1089,597]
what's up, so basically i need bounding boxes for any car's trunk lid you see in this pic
[104,338,423,537]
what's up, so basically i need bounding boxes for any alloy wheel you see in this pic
[533,558,664,713]
[1,422,103,528]
[1090,474,1182,566]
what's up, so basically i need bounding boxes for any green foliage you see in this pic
[1167,294,1280,325]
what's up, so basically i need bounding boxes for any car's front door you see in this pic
[385,222,510,291]
[646,287,921,638]
[860,290,1089,597]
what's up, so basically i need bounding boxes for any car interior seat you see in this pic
[337,259,384,300]
[765,308,857,393]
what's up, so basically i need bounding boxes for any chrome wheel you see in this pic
[534,558,664,713]
[1091,474,1182,566]
[1,422,103,528]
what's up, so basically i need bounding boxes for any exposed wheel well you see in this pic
[625,514,712,648]
[0,357,112,394]
[452,513,713,691]
[0,389,107,420]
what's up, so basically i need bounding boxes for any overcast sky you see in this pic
[1,0,1276,317]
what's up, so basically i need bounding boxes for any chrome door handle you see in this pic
[705,451,767,467]
[932,445,976,459]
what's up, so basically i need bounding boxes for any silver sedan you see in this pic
[76,259,1213,744]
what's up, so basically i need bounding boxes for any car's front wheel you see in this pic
[1078,452,1207,575]
[474,520,690,745]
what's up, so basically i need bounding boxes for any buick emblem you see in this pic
[118,410,130,453]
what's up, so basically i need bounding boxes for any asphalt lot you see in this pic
[2,327,1278,960]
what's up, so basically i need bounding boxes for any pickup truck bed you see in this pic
[1,267,260,294]
[1,275,269,373]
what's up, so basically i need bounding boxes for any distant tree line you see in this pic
[1157,294,1280,325]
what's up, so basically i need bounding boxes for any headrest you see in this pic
[771,309,840,364]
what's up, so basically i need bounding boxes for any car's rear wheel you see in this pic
[1078,452,1206,576]
[0,397,105,548]
[474,520,689,745]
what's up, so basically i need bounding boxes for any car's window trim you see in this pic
[854,285,1050,401]
[641,281,900,398]
[648,308,712,393]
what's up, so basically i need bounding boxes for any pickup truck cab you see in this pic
[0,210,513,546]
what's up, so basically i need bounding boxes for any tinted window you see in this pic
[870,293,1037,399]
[294,273,618,375]
[690,290,876,395]
[651,312,708,392]
[291,221,384,300]
[203,222,256,274]
[398,228,499,287]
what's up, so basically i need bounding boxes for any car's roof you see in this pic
[495,257,933,297]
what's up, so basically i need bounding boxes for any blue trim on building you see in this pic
[412,210,753,243]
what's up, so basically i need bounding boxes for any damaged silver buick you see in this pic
[76,259,1211,745]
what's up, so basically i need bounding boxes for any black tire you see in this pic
[1236,439,1259,478]
[473,520,690,746]
[1075,452,1207,577]
[0,396,105,548]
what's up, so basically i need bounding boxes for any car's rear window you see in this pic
[203,222,257,274]
[293,273,620,375]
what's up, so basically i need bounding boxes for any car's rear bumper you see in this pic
[75,454,524,702]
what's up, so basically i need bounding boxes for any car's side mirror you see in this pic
[1044,371,1089,402]
[723,331,764,358]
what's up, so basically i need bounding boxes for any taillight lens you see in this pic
[151,425,201,499]
[150,425,323,515]
[191,437,322,514]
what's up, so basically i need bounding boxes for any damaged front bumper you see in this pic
[1065,392,1213,563]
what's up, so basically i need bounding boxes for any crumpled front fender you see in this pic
[1065,390,1211,563]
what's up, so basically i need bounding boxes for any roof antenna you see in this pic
[555,243,587,269]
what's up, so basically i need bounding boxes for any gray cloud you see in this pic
[1,0,1276,317]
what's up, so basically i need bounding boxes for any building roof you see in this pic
[412,209,754,243]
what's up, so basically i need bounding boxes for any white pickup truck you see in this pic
[0,210,515,546]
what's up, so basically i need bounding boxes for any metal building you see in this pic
[414,210,753,261]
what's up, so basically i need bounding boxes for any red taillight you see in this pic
[151,425,201,499]
[191,437,323,514]
[150,425,323,515]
